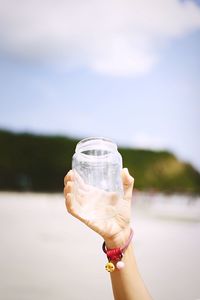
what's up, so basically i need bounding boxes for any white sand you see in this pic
[0,192,200,300]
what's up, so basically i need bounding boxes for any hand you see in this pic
[64,168,134,248]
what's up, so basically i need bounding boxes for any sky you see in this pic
[0,0,200,171]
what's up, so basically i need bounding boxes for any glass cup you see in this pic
[72,137,123,220]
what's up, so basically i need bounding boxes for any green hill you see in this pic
[0,129,199,194]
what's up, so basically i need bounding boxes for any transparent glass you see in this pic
[72,137,123,220]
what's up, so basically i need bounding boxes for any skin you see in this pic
[64,168,153,300]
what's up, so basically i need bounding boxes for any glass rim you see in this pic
[75,137,118,155]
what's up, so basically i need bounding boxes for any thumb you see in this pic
[121,168,134,201]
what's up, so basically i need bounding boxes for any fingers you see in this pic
[64,170,86,215]
[65,169,88,190]
[64,182,78,218]
[64,170,74,186]
[64,181,74,197]
[121,168,134,201]
[65,192,86,223]
[64,170,75,210]
[74,170,89,191]
[65,192,78,218]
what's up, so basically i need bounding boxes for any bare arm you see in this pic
[64,168,152,300]
[104,228,153,300]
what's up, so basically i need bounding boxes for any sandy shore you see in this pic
[0,192,200,300]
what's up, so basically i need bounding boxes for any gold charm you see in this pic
[105,262,115,272]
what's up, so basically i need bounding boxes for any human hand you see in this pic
[64,168,134,248]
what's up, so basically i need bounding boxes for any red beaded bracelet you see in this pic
[102,228,134,272]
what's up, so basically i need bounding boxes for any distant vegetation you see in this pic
[0,129,200,194]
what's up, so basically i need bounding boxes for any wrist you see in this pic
[104,226,131,249]
[103,227,134,272]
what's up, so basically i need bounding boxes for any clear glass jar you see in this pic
[72,137,123,220]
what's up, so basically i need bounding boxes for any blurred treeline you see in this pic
[0,129,200,194]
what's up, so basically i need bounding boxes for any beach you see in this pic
[0,192,200,300]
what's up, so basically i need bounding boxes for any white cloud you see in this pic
[0,0,200,75]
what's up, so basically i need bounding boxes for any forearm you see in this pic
[104,229,152,300]
[110,244,152,300]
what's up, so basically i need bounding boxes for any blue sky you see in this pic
[0,0,200,171]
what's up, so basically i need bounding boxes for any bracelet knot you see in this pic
[106,248,123,262]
